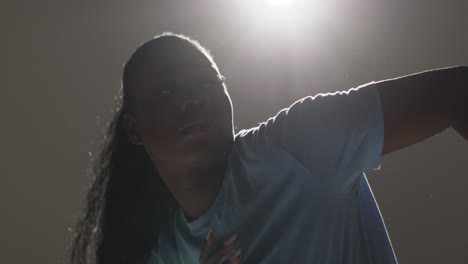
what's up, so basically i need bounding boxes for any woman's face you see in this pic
[124,41,234,169]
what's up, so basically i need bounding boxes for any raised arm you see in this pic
[376,66,468,156]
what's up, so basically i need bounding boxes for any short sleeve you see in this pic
[265,82,384,190]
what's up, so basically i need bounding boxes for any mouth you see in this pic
[179,120,218,136]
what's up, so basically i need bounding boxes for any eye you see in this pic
[159,87,173,96]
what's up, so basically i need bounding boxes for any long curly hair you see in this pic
[69,32,221,264]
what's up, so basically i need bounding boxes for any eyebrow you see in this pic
[148,67,225,83]
[138,69,225,93]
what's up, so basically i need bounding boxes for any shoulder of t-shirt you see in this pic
[232,118,283,157]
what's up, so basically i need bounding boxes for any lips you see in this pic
[179,120,218,135]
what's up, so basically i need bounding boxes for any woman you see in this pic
[70,32,401,263]
[71,32,243,264]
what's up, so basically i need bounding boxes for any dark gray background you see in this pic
[1,0,467,263]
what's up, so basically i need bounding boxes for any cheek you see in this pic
[138,104,181,146]
[139,119,181,162]
[144,117,179,140]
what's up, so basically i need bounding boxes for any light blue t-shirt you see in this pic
[148,82,398,264]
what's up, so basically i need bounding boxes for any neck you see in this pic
[157,159,227,221]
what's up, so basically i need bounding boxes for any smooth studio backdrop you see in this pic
[1,0,467,263]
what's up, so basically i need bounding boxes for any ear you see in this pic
[123,113,143,145]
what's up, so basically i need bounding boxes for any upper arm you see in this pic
[265,82,384,191]
[376,66,466,156]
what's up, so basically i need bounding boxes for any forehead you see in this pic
[130,43,217,84]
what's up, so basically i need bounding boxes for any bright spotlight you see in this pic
[252,0,301,27]
[267,0,292,7]
[233,0,333,38]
